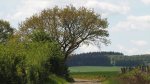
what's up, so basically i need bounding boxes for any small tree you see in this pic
[19,5,109,60]
[0,19,13,43]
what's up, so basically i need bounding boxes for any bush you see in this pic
[0,43,27,84]
[119,68,150,84]
[0,41,67,84]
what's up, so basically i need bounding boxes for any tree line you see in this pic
[67,52,150,66]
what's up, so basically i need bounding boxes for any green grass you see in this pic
[70,71,119,81]
[49,75,68,84]
[69,66,121,72]
[69,66,121,81]
[102,78,121,84]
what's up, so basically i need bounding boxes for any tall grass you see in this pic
[103,67,150,84]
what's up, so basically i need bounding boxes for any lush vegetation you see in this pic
[0,5,109,83]
[0,39,68,84]
[0,19,13,43]
[1,4,150,84]
[67,52,112,66]
[103,66,150,84]
[67,52,150,66]
[19,5,109,61]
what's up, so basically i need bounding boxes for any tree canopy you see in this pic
[19,6,109,60]
[0,20,13,43]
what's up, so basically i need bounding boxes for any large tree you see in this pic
[0,20,13,43]
[19,6,109,60]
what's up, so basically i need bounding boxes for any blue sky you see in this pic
[0,0,150,55]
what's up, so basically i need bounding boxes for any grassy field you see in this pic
[70,71,119,80]
[69,66,121,81]
[69,66,121,72]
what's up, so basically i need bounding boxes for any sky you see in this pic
[0,0,150,55]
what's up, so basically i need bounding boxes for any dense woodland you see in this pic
[67,52,150,66]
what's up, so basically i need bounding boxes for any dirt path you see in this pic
[71,78,101,84]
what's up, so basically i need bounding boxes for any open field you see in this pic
[69,66,121,72]
[70,71,119,80]
[69,66,121,82]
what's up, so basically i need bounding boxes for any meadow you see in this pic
[69,66,121,81]
[69,66,121,72]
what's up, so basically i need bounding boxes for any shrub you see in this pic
[0,43,27,84]
[119,68,150,84]
[0,41,67,84]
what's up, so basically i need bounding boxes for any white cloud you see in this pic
[85,0,130,16]
[6,0,52,27]
[141,0,150,4]
[111,15,150,32]
[144,50,150,54]
[116,44,150,55]
[117,44,138,55]
[131,40,148,47]
[74,44,100,54]
[4,0,131,27]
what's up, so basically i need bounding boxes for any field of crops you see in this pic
[69,66,121,72]
[69,66,121,81]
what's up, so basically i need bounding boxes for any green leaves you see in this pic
[30,30,53,42]
[0,41,65,84]
[0,19,13,43]
[19,5,109,60]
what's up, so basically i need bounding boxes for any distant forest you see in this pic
[67,52,150,66]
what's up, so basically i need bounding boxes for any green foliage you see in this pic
[103,67,150,84]
[67,52,112,66]
[67,52,150,67]
[29,30,53,42]
[19,5,109,60]
[119,68,150,84]
[25,42,66,84]
[0,19,13,43]
[109,55,150,66]
[0,43,27,84]
[0,40,67,84]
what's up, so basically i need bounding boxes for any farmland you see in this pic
[69,66,121,81]
[69,66,121,72]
